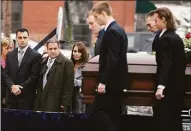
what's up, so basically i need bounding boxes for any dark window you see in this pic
[73,24,90,46]
[11,1,22,32]
[12,13,20,21]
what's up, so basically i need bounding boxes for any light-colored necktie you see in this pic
[18,49,24,66]
[43,59,53,89]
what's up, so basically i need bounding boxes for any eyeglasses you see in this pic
[17,36,28,39]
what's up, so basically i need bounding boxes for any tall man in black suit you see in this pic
[152,8,186,131]
[4,28,42,110]
[91,2,128,131]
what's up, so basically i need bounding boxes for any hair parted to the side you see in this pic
[46,39,61,48]
[71,41,88,65]
[154,7,177,30]
[92,1,112,16]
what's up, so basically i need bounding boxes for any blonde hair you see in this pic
[1,37,14,53]
[87,10,93,18]
[92,1,112,16]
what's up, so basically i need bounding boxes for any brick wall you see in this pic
[22,1,64,41]
[22,1,135,41]
[93,1,136,32]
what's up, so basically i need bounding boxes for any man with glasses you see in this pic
[4,28,42,110]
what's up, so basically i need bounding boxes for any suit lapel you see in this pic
[12,49,19,70]
[40,58,48,76]
[105,21,116,32]
[42,60,56,92]
[42,54,63,92]
[20,47,31,67]
[47,63,56,75]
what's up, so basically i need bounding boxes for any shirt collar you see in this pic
[159,29,167,37]
[104,19,115,31]
[48,57,56,62]
[18,45,29,54]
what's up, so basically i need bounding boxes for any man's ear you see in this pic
[162,17,166,23]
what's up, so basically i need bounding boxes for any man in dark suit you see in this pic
[4,28,42,110]
[152,8,186,131]
[86,11,105,56]
[91,2,128,131]
[35,40,74,112]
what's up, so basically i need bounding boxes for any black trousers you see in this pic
[153,93,184,131]
[90,91,123,131]
[6,100,34,110]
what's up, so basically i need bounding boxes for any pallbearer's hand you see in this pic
[155,88,164,100]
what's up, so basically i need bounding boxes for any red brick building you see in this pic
[1,1,136,43]
[21,1,136,41]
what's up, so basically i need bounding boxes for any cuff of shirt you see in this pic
[19,85,23,89]
[157,85,165,89]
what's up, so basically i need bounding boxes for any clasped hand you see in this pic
[97,83,106,94]
[11,85,22,96]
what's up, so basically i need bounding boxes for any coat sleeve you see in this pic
[157,38,172,86]
[100,29,121,85]
[61,60,74,107]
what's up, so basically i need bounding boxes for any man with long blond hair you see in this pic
[152,7,186,131]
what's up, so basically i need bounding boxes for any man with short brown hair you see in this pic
[90,2,128,131]
[35,40,74,112]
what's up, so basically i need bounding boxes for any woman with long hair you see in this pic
[1,37,14,108]
[71,41,89,113]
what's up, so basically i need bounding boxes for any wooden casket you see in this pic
[82,53,191,108]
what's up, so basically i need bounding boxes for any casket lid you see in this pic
[84,53,191,75]
[88,52,156,65]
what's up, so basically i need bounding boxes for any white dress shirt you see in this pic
[104,19,115,31]
[42,57,56,88]
[159,29,167,38]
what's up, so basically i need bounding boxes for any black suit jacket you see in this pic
[99,21,128,92]
[4,47,42,102]
[95,29,105,56]
[153,29,186,94]
[152,31,161,52]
